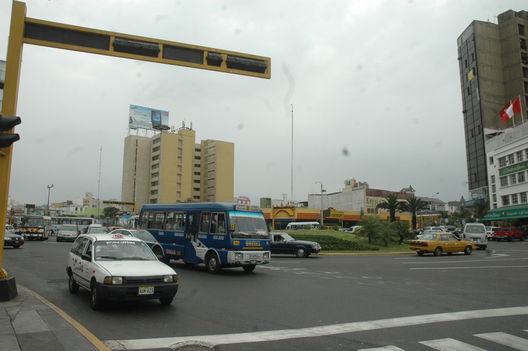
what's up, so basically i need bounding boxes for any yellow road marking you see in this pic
[18,284,111,351]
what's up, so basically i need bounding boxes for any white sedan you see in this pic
[66,233,179,310]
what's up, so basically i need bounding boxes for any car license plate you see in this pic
[138,286,154,295]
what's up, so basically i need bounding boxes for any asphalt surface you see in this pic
[3,240,528,350]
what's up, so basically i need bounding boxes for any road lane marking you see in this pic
[358,346,404,350]
[104,306,528,350]
[18,284,111,351]
[475,332,528,350]
[409,265,528,270]
[419,338,486,350]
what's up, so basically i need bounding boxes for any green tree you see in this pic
[103,207,120,221]
[357,216,382,244]
[390,220,412,245]
[400,195,428,230]
[376,193,403,222]
[377,220,398,246]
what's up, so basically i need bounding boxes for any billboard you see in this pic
[129,104,169,130]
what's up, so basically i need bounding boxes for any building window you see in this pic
[150,190,158,195]
[521,192,527,204]
[502,195,510,206]
[492,194,497,203]
[491,184,496,193]
[510,174,517,185]
[491,175,495,184]
[520,24,526,36]
[467,87,471,96]
[194,163,201,168]
[508,154,514,165]
[517,151,524,162]
[193,187,200,191]
[152,155,159,161]
[500,176,508,187]
[151,172,159,178]
[489,156,494,165]
[194,172,200,176]
[152,146,160,153]
[470,53,475,62]
[499,157,507,167]
[151,181,158,187]
[519,172,526,183]
[194,180,200,184]
[512,193,519,205]
[493,203,497,209]
[153,138,160,144]
[151,164,159,170]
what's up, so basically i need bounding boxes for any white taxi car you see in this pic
[66,233,179,310]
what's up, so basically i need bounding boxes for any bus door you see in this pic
[183,212,205,264]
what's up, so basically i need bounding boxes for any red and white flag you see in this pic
[499,98,522,122]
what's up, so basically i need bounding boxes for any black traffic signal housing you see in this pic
[0,115,21,149]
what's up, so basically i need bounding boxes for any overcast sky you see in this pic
[1,0,526,207]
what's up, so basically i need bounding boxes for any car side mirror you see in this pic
[81,254,91,262]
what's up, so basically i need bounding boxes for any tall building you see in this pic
[457,10,528,203]
[121,125,234,210]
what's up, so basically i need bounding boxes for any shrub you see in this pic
[289,234,379,251]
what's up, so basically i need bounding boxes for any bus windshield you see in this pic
[23,217,44,227]
[229,211,269,239]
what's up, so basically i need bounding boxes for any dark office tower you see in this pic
[457,10,528,203]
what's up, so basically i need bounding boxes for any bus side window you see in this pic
[165,212,176,230]
[199,212,210,233]
[153,212,165,229]
[210,212,226,234]
[139,211,149,229]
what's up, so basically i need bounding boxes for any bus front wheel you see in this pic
[205,253,220,274]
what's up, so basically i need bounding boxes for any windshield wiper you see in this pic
[96,256,119,260]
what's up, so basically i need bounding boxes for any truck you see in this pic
[17,215,52,240]
[492,227,525,241]
[461,223,487,249]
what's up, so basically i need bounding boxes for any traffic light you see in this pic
[0,115,21,149]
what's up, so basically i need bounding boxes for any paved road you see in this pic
[4,240,528,350]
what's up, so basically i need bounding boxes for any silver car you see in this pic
[56,224,79,242]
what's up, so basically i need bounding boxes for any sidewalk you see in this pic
[0,285,101,351]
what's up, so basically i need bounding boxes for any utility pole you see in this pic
[46,184,53,216]
[316,181,325,227]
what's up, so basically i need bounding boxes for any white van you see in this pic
[462,223,487,249]
[285,222,320,230]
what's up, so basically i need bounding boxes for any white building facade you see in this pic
[486,123,528,210]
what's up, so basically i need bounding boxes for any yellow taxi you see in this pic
[409,232,477,256]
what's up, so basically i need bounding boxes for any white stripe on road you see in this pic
[358,346,404,351]
[409,265,528,270]
[402,257,528,265]
[104,306,528,350]
[419,338,486,350]
[475,332,528,350]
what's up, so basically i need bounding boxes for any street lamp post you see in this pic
[46,184,53,216]
[316,182,326,228]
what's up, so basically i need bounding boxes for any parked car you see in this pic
[485,226,501,240]
[339,226,362,233]
[270,232,321,258]
[4,227,24,248]
[493,227,525,241]
[56,224,80,242]
[108,229,167,263]
[409,232,477,256]
[66,233,179,310]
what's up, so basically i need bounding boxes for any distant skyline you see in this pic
[1,0,526,206]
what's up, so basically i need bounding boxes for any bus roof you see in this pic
[140,202,262,213]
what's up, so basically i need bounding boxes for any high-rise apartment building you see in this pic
[457,10,528,202]
[121,126,234,210]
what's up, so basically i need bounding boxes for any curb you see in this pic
[319,252,414,256]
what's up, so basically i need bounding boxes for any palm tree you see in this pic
[400,195,428,230]
[376,193,403,222]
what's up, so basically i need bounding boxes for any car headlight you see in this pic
[163,275,178,283]
[5,237,12,241]
[38,229,44,233]
[234,253,243,261]
[263,252,270,259]
[103,276,123,285]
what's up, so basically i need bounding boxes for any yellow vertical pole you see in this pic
[0,1,26,277]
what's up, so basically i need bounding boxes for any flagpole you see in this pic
[511,100,516,127]
[520,95,525,124]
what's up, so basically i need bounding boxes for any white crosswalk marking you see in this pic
[475,332,528,350]
[419,338,486,350]
[358,347,404,351]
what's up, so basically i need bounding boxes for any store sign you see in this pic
[499,160,528,176]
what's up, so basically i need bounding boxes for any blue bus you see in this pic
[139,202,271,273]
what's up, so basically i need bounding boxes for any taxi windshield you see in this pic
[94,240,156,261]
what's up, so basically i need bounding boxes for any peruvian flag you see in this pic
[499,98,522,122]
